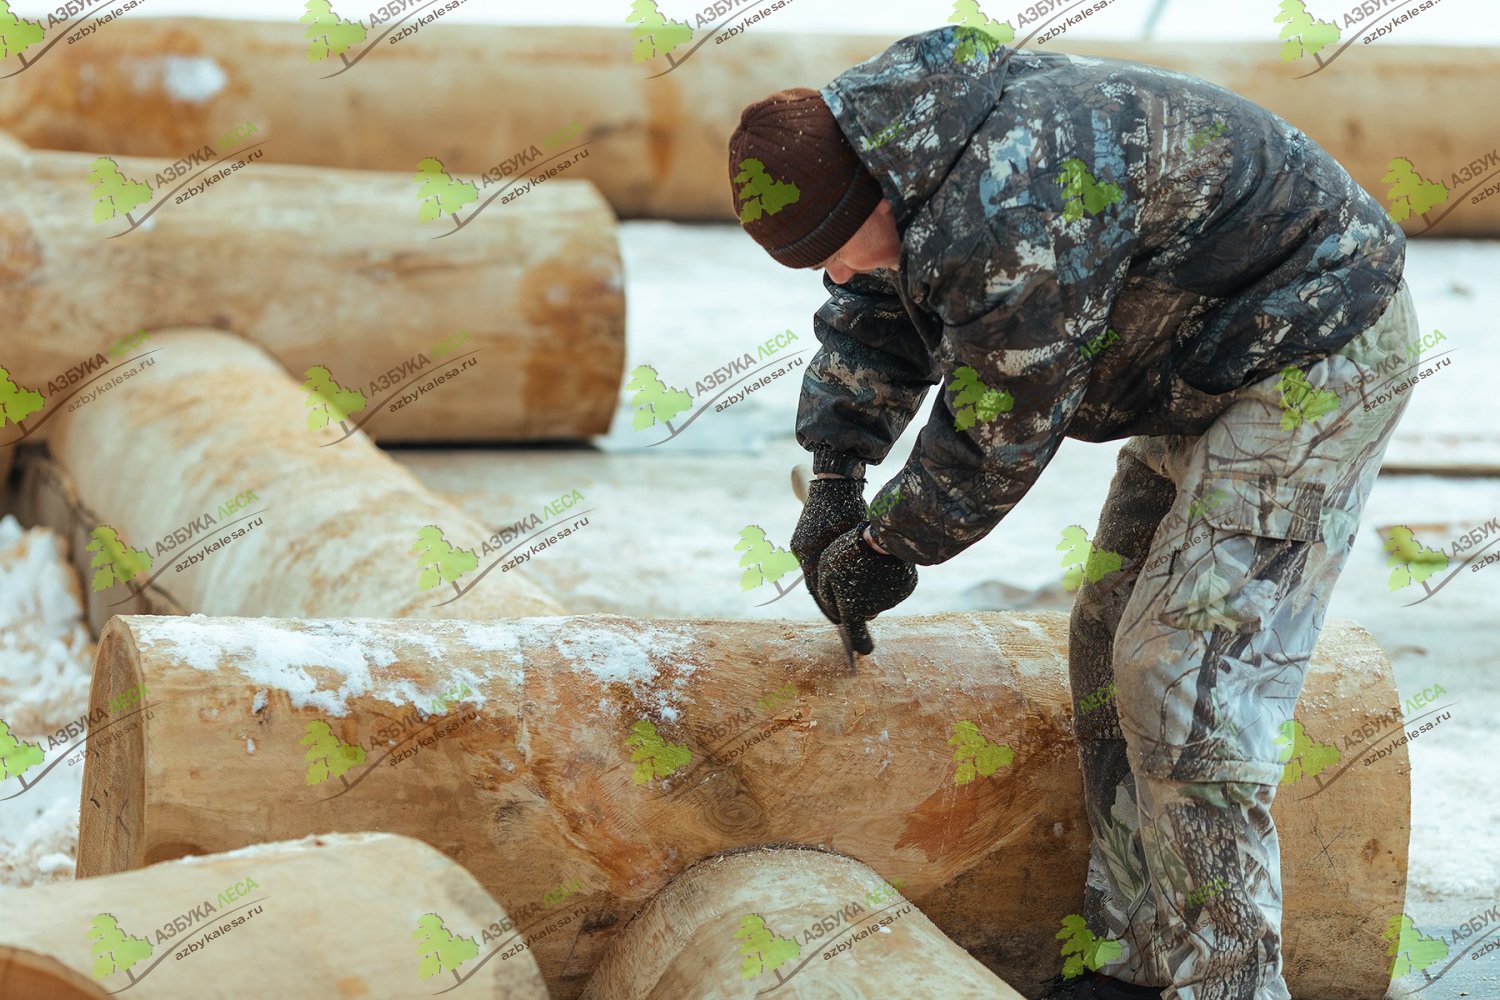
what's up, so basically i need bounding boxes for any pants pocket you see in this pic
[1157,474,1325,635]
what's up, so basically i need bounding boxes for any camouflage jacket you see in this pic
[798,27,1405,566]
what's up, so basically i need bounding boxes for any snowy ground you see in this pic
[0,517,96,889]
[395,226,1500,999]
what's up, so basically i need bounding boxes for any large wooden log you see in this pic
[0,19,1491,233]
[0,832,548,999]
[11,330,561,632]
[580,846,1025,999]
[79,612,1407,999]
[0,141,623,445]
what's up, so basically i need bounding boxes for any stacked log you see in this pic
[0,141,623,445]
[79,612,1407,999]
[0,832,548,999]
[11,330,562,632]
[580,846,1025,999]
[0,20,1492,233]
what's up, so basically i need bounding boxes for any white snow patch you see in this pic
[549,619,699,719]
[0,518,95,888]
[160,56,227,103]
[133,617,499,717]
[251,689,267,714]
[245,738,255,754]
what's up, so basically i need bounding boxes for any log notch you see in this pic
[0,20,1492,233]
[80,612,1407,999]
[580,846,1025,999]
[11,331,561,632]
[0,141,622,444]
[0,832,548,999]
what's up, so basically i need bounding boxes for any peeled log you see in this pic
[11,331,561,632]
[0,833,548,999]
[580,847,1024,999]
[0,143,622,444]
[80,613,1407,999]
[0,19,1491,234]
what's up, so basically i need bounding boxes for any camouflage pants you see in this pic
[1068,282,1419,1000]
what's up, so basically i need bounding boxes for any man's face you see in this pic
[810,199,901,284]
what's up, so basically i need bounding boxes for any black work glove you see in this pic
[790,476,867,622]
[815,524,918,655]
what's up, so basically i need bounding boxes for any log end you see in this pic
[581,845,1025,1000]
[77,618,150,877]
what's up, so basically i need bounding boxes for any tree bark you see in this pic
[0,141,623,444]
[10,330,561,632]
[579,846,1026,999]
[79,612,1407,1000]
[0,20,1491,234]
[0,833,548,999]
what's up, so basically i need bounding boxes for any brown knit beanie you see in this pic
[727,87,884,269]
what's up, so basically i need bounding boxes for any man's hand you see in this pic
[790,476,867,622]
[814,525,918,655]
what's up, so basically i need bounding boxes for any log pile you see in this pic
[0,20,1492,234]
[0,832,548,999]
[10,330,562,633]
[79,612,1406,999]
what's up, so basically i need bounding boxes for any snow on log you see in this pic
[0,21,1489,235]
[0,832,548,999]
[10,331,561,632]
[0,142,623,444]
[78,612,1406,999]
[579,846,1025,999]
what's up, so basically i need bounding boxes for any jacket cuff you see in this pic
[811,447,867,479]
